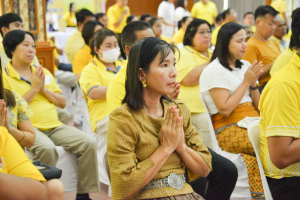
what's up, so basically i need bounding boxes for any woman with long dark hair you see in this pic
[63,2,77,28]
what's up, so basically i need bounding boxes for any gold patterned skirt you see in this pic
[148,192,204,200]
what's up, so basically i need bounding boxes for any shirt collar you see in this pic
[184,46,212,60]
[291,52,300,69]
[92,56,121,74]
[5,61,36,84]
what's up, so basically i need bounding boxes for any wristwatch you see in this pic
[250,84,259,90]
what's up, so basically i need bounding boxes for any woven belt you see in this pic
[142,173,186,191]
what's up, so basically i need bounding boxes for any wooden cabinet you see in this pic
[36,41,55,76]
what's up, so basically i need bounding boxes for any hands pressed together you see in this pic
[31,66,46,93]
[0,100,12,132]
[243,60,263,88]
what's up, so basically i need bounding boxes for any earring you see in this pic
[142,79,147,88]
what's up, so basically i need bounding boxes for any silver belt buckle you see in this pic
[167,173,183,190]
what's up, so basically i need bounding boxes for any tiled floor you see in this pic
[64,183,111,200]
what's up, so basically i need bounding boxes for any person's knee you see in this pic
[81,134,97,150]
[220,158,238,180]
[46,179,64,200]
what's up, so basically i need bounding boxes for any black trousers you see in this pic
[267,176,300,200]
[58,63,73,72]
[188,148,238,200]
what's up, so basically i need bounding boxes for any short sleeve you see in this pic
[12,92,33,123]
[107,79,125,113]
[175,49,199,83]
[43,68,62,93]
[79,65,102,96]
[263,81,300,138]
[243,41,259,64]
[157,2,166,18]
[107,107,155,199]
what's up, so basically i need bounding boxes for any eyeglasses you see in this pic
[198,30,212,36]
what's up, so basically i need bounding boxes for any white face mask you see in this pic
[99,48,120,63]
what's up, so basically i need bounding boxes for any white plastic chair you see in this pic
[248,120,273,200]
[200,94,251,199]
[100,145,112,197]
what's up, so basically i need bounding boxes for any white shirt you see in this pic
[175,7,191,22]
[200,58,252,115]
[157,1,175,39]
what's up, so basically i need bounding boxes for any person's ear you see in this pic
[139,68,147,82]
[94,46,99,54]
[125,45,131,55]
[1,27,8,36]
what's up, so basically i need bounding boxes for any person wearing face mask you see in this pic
[79,28,124,156]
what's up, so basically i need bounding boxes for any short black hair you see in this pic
[75,9,94,27]
[183,18,211,46]
[126,15,137,24]
[121,20,152,51]
[222,8,232,20]
[140,14,151,21]
[3,30,35,59]
[0,13,22,37]
[211,23,244,71]
[254,5,278,20]
[244,11,254,19]
[176,0,184,8]
[90,28,118,56]
[216,13,223,23]
[149,17,159,27]
[95,13,106,21]
[291,8,300,49]
[82,20,103,45]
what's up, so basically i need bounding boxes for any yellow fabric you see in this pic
[271,0,287,20]
[107,99,212,199]
[270,35,290,53]
[191,1,217,25]
[211,23,224,46]
[73,45,93,75]
[63,12,76,27]
[107,3,130,34]
[0,126,46,181]
[48,39,58,71]
[160,36,172,44]
[79,57,124,131]
[175,46,211,114]
[106,59,128,113]
[251,25,256,33]
[242,37,281,86]
[7,91,33,128]
[172,28,185,46]
[3,63,63,130]
[259,52,300,179]
[270,48,295,77]
[285,29,292,39]
[65,30,85,64]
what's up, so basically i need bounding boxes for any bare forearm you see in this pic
[158,17,174,26]
[250,89,260,112]
[8,127,35,148]
[41,88,66,108]
[178,145,211,177]
[124,147,171,200]
[182,63,207,86]
[258,63,273,80]
[114,14,127,27]
[0,172,48,200]
[23,88,39,104]
[88,86,108,100]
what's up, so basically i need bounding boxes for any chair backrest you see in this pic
[248,120,273,200]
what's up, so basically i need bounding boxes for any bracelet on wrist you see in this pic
[18,131,25,143]
[249,84,259,90]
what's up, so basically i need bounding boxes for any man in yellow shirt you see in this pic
[271,0,289,30]
[107,0,130,34]
[243,5,281,93]
[64,9,95,64]
[243,12,256,33]
[258,9,300,199]
[191,0,217,26]
[211,8,237,46]
[270,16,290,53]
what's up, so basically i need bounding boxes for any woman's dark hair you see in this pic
[140,14,151,21]
[291,8,300,49]
[69,2,75,13]
[89,28,118,56]
[149,17,159,27]
[178,16,189,30]
[211,23,244,71]
[0,61,16,108]
[123,38,174,111]
[82,20,103,45]
[126,15,136,24]
[3,30,35,59]
[95,13,106,21]
[176,0,184,8]
[183,18,211,46]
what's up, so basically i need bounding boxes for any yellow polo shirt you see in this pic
[107,4,130,34]
[73,45,93,75]
[65,30,85,64]
[259,52,300,179]
[0,126,46,181]
[63,12,76,27]
[270,48,295,77]
[270,35,290,53]
[160,36,172,44]
[271,0,287,20]
[175,46,211,113]
[79,57,124,131]
[191,1,217,25]
[211,23,224,46]
[106,59,128,113]
[242,37,281,86]
[3,63,63,130]
[172,28,185,46]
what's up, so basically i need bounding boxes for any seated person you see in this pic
[73,20,103,80]
[149,17,173,43]
[107,37,212,200]
[65,9,95,64]
[270,16,290,53]
[79,28,123,150]
[172,16,193,46]
[140,13,152,22]
[95,13,108,28]
[2,30,99,200]
[243,25,254,42]
[107,21,237,200]
[200,23,263,199]
[243,12,256,33]
[0,126,64,200]
[126,15,138,24]
[215,12,223,28]
[175,18,213,149]
[259,8,300,200]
